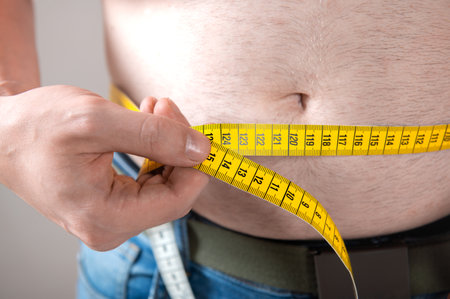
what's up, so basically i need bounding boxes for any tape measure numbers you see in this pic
[190,123,449,156]
[111,85,449,157]
[111,85,449,298]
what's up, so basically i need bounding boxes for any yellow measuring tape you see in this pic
[110,85,449,297]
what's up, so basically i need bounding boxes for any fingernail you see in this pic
[186,131,211,162]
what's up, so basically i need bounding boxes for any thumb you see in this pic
[89,100,210,166]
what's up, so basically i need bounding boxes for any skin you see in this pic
[0,0,448,251]
[0,0,211,251]
[103,0,450,239]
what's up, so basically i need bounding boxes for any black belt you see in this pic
[188,214,450,298]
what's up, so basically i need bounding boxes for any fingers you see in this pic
[109,167,209,235]
[139,96,157,114]
[93,100,210,167]
[112,97,209,238]
[69,92,211,250]
[80,166,209,251]
[140,96,189,126]
[5,85,211,252]
[166,167,210,204]
[153,98,191,126]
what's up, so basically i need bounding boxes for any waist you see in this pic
[111,91,450,239]
[192,148,450,239]
[109,84,450,240]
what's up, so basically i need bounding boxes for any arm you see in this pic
[0,0,210,251]
[0,0,40,95]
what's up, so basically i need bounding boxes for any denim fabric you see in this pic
[77,215,315,299]
[76,216,449,299]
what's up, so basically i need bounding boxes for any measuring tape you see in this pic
[111,85,449,298]
[144,223,195,299]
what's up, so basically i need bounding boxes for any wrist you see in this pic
[0,80,39,96]
[0,94,18,186]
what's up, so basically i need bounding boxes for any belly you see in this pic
[102,0,450,239]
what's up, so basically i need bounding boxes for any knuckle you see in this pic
[59,96,106,142]
[173,198,192,219]
[71,99,103,134]
[63,217,105,250]
[78,230,105,251]
[176,206,191,220]
[83,234,122,252]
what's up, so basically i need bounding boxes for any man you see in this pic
[1,0,449,298]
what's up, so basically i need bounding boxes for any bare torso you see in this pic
[102,0,450,239]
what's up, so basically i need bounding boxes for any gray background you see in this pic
[0,1,108,298]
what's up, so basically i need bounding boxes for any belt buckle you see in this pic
[314,246,410,299]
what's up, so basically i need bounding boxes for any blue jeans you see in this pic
[76,214,314,299]
[76,215,449,299]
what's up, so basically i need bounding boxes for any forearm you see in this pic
[0,0,40,95]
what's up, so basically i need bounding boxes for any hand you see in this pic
[0,85,210,251]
